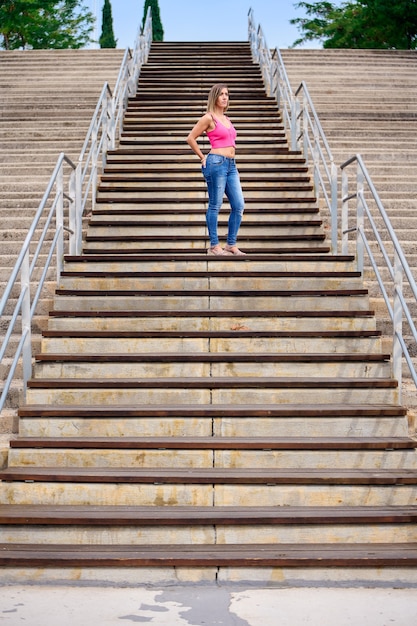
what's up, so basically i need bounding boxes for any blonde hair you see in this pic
[206,83,229,113]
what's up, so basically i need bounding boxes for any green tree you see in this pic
[291,0,417,49]
[99,0,117,48]
[0,0,94,50]
[141,0,164,41]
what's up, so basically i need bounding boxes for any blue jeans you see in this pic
[202,154,245,247]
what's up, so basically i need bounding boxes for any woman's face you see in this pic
[216,88,229,109]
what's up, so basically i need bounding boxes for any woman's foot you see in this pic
[207,245,231,256]
[224,244,246,256]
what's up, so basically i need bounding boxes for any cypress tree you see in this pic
[141,0,164,41]
[99,0,117,48]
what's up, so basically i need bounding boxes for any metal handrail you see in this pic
[248,9,416,400]
[341,154,417,398]
[248,9,338,253]
[0,10,153,414]
[0,154,76,413]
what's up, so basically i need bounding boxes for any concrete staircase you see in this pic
[0,42,416,585]
[0,49,124,431]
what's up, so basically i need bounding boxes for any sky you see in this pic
[87,0,317,50]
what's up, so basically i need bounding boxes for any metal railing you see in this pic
[248,9,417,400]
[0,154,76,413]
[341,155,417,397]
[0,11,152,413]
[248,9,338,253]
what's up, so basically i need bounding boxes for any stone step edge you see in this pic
[17,403,407,418]
[1,467,416,484]
[47,309,375,319]
[34,351,388,362]
[1,542,416,567]
[9,436,416,450]
[0,505,416,525]
[25,377,398,390]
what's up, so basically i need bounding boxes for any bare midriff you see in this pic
[210,147,236,158]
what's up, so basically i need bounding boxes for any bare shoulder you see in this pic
[199,112,214,129]
[188,113,214,139]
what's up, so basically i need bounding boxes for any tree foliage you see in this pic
[291,0,417,49]
[99,0,117,48]
[0,0,94,50]
[141,0,164,41]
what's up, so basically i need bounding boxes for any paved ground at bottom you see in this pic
[0,585,417,625]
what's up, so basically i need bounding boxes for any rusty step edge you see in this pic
[80,247,332,255]
[42,328,381,336]
[25,377,398,389]
[105,156,305,163]
[84,236,326,244]
[92,196,317,204]
[0,467,416,484]
[63,254,352,262]
[85,220,322,227]
[118,140,290,147]
[59,270,357,279]
[48,310,375,319]
[9,437,416,450]
[1,543,417,567]
[101,168,309,175]
[88,225,324,234]
[104,148,302,156]
[54,288,367,297]
[94,197,315,204]
[33,352,389,363]
[1,505,417,525]
[87,208,320,215]
[64,251,355,264]
[17,404,407,418]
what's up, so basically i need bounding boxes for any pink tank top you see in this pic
[206,115,237,149]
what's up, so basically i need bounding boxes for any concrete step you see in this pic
[84,225,323,239]
[24,380,398,406]
[8,444,416,470]
[0,468,414,507]
[57,274,363,292]
[51,290,371,312]
[46,311,377,332]
[16,404,409,439]
[33,355,390,379]
[2,523,417,548]
[1,504,417,546]
[38,334,383,354]
[61,254,355,272]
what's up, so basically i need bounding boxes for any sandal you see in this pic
[207,245,229,256]
[223,245,246,256]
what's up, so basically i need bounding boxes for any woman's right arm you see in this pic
[187,114,211,165]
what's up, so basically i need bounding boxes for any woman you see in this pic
[186,83,245,255]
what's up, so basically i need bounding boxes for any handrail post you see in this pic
[341,166,349,255]
[55,161,64,279]
[20,250,32,397]
[74,162,83,256]
[330,161,338,254]
[91,108,99,217]
[103,88,111,167]
[68,165,76,255]
[109,84,117,150]
[291,97,299,152]
[393,250,403,400]
[303,90,309,161]
[356,162,365,273]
